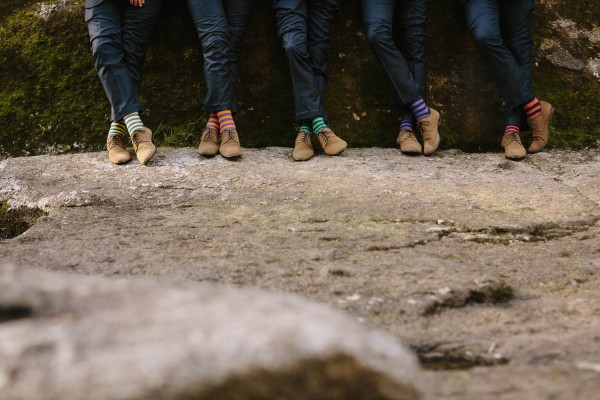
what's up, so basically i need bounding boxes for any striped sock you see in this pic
[206,113,219,130]
[399,118,414,132]
[123,112,144,136]
[409,97,431,121]
[300,120,312,134]
[311,116,327,135]
[523,98,542,119]
[504,125,520,136]
[217,110,236,132]
[108,121,126,137]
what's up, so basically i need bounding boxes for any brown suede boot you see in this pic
[198,127,220,156]
[219,129,242,158]
[131,127,156,165]
[292,131,314,161]
[317,128,347,156]
[501,131,526,160]
[397,129,422,154]
[106,134,131,165]
[417,108,441,156]
[527,101,554,154]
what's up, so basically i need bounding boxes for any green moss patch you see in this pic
[0,201,47,240]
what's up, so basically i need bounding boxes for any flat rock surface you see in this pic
[1,147,600,399]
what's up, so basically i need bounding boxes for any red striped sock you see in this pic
[523,98,542,119]
[504,125,520,136]
[217,110,236,132]
[206,113,219,130]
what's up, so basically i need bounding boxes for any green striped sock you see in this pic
[300,120,312,134]
[311,116,327,135]
[123,112,144,136]
[108,121,126,137]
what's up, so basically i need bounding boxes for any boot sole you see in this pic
[198,150,219,157]
[292,154,314,161]
[220,151,242,159]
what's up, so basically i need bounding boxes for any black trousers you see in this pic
[85,0,161,122]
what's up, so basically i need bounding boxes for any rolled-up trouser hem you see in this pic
[204,103,236,113]
[295,110,325,121]
[113,103,142,123]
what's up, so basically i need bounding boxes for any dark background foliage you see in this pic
[0,0,598,157]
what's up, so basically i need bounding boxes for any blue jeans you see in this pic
[274,0,343,121]
[362,0,428,119]
[187,0,253,113]
[85,0,162,122]
[462,0,534,126]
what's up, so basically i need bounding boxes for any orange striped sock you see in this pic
[523,98,542,119]
[217,110,236,132]
[206,113,219,130]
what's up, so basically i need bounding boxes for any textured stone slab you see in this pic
[0,265,421,400]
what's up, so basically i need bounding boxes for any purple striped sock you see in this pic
[399,119,414,132]
[409,97,431,121]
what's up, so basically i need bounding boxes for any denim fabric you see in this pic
[86,0,162,122]
[362,0,427,112]
[273,0,343,121]
[462,0,534,124]
[188,0,253,113]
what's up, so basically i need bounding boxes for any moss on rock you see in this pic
[0,0,598,157]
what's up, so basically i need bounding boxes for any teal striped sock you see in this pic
[108,121,126,137]
[123,112,144,136]
[311,116,327,135]
[300,120,312,134]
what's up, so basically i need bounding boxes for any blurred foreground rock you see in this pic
[0,264,421,400]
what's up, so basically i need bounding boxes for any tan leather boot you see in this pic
[198,127,220,156]
[397,129,422,154]
[219,129,242,158]
[131,127,156,165]
[106,134,131,165]
[501,131,526,160]
[417,108,441,156]
[528,101,554,153]
[292,131,314,161]
[317,128,347,156]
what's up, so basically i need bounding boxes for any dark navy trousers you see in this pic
[187,0,253,113]
[274,0,342,121]
[85,0,161,122]
[462,0,534,126]
[362,0,429,124]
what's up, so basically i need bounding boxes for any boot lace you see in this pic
[131,132,142,146]
[318,129,332,143]
[107,135,125,150]
[399,130,417,142]
[222,129,238,143]
[298,131,311,144]
[417,120,430,137]
[528,116,542,133]
[505,132,521,144]
[202,128,219,143]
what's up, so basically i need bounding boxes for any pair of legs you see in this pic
[463,0,554,159]
[362,0,440,156]
[273,0,347,161]
[86,0,161,165]
[188,0,253,158]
